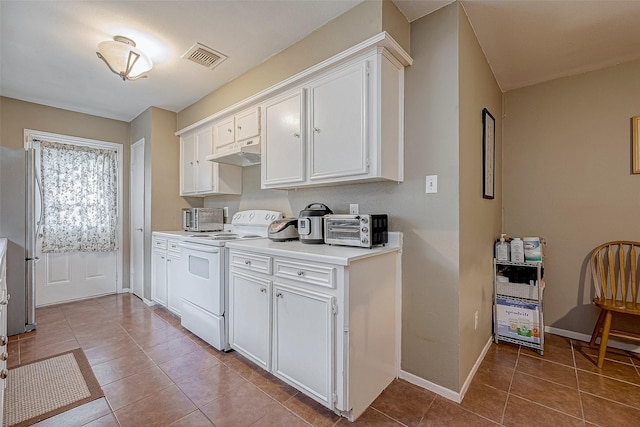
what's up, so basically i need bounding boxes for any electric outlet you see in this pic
[474,311,479,330]
[426,175,438,193]
[350,204,359,215]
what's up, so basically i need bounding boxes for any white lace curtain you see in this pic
[40,140,118,253]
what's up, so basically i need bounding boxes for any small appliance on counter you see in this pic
[324,214,388,248]
[182,207,224,232]
[298,203,333,244]
[268,218,299,241]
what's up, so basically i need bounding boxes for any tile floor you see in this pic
[8,294,640,426]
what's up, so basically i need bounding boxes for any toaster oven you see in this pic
[182,208,224,232]
[324,214,388,248]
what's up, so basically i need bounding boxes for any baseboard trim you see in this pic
[399,336,493,404]
[142,298,156,307]
[545,326,640,353]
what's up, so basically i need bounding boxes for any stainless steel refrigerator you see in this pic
[0,135,38,336]
[22,142,38,333]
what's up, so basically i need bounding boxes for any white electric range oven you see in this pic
[179,210,282,351]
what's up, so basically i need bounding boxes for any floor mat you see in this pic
[3,348,104,427]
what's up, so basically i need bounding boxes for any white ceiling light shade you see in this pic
[96,36,153,81]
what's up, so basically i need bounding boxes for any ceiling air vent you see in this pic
[182,43,227,70]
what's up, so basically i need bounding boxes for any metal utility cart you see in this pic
[493,259,545,355]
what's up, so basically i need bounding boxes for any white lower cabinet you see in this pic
[151,247,168,306]
[151,234,182,315]
[228,271,271,370]
[228,245,399,421]
[166,251,182,316]
[272,284,334,406]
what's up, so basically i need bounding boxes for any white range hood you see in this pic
[205,138,261,167]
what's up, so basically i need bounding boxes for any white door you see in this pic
[229,270,271,370]
[195,127,215,193]
[309,61,368,180]
[262,89,306,186]
[272,284,334,406]
[180,134,196,195]
[130,139,145,298]
[151,250,167,306]
[30,132,122,306]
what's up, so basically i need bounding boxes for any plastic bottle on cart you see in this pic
[495,234,510,261]
[511,237,525,263]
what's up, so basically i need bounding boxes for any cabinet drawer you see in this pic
[230,251,272,275]
[274,259,335,289]
[153,237,167,250]
[168,240,181,252]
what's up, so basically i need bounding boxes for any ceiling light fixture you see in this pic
[96,35,153,81]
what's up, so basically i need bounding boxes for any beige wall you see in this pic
[131,107,189,300]
[503,59,640,336]
[177,0,389,130]
[457,6,503,387]
[0,96,129,335]
[195,1,502,394]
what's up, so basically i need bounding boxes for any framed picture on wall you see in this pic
[633,116,640,174]
[482,108,496,199]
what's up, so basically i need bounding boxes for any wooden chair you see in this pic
[589,241,640,368]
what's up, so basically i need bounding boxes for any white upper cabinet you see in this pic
[175,33,411,191]
[212,116,235,153]
[309,61,368,182]
[236,107,260,142]
[180,126,242,197]
[261,47,405,189]
[262,89,306,187]
[212,106,261,155]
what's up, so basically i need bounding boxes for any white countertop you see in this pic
[225,232,402,266]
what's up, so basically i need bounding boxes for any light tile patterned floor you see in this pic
[8,294,640,426]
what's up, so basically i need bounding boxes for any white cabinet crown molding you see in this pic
[176,32,412,137]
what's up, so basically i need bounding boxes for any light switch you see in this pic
[426,175,437,193]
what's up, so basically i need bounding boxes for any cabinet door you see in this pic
[195,127,215,193]
[167,255,182,315]
[262,89,306,187]
[229,271,271,370]
[151,250,167,306]
[272,284,334,406]
[309,62,368,181]
[236,107,260,141]
[213,116,235,153]
[180,134,196,195]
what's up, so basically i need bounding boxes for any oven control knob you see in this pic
[362,238,369,244]
[361,217,368,224]
[249,212,255,219]
[362,227,368,233]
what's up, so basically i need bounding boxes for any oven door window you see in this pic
[189,255,209,279]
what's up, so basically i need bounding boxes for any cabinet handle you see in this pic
[238,125,242,131]
[276,292,283,298]
[260,287,267,293]
[1,352,7,361]
[228,128,232,133]
[0,336,7,346]
[135,227,143,232]
[297,271,305,277]
[0,369,7,380]
[244,260,251,265]
[0,299,7,305]
[196,160,200,164]
[313,127,320,133]
[293,132,300,138]
[190,161,194,165]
